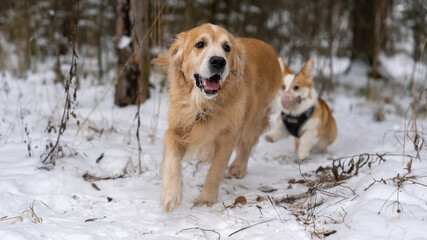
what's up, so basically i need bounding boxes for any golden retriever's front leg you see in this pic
[160,129,185,212]
[193,132,234,207]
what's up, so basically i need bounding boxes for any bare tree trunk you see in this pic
[114,0,151,106]
[14,1,31,77]
[185,0,192,30]
[96,1,105,79]
[133,0,150,105]
[372,0,387,79]
[114,0,140,107]
[351,0,376,65]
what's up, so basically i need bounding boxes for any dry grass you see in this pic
[404,38,427,160]
[0,202,42,224]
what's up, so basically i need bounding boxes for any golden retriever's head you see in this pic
[167,24,244,99]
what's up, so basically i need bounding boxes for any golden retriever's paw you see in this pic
[227,164,247,179]
[193,195,217,208]
[264,135,275,143]
[160,187,182,212]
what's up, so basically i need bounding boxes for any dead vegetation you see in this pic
[0,202,42,224]
[41,1,80,167]
[329,152,411,181]
[364,162,427,214]
[265,148,425,238]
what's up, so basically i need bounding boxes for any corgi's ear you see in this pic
[278,57,285,72]
[301,58,314,79]
[278,57,293,75]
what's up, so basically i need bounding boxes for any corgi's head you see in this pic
[277,58,316,111]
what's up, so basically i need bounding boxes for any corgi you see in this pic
[265,58,337,160]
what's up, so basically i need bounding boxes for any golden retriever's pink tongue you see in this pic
[202,78,220,90]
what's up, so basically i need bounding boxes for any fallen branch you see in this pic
[228,218,275,237]
[82,172,126,182]
[267,195,284,223]
[176,227,221,240]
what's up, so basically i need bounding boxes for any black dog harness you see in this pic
[281,106,315,138]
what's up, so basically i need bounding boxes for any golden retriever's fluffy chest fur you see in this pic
[171,82,247,149]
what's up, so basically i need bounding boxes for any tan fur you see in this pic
[312,98,337,145]
[152,24,282,212]
[266,58,337,160]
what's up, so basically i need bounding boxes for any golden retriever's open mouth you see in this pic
[194,74,221,95]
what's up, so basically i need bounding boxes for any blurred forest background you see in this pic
[0,0,426,106]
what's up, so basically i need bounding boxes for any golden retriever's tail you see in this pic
[151,52,169,72]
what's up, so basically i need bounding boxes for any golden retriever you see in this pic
[152,23,282,212]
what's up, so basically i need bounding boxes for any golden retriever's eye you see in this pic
[293,85,299,90]
[223,44,230,52]
[281,85,285,90]
[195,41,204,48]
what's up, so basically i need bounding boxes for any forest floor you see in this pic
[1,54,427,240]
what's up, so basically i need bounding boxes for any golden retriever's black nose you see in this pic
[209,56,226,72]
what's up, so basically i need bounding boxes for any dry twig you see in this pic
[228,218,275,237]
[177,227,221,240]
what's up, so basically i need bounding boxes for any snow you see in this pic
[1,56,427,240]
[117,36,131,49]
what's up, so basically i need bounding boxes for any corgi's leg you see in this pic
[297,129,319,160]
[312,139,328,153]
[294,138,299,153]
[265,115,289,142]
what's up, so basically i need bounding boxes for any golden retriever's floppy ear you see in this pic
[151,32,186,73]
[278,57,293,75]
[151,52,169,72]
[168,32,187,71]
[230,39,245,77]
[300,58,315,79]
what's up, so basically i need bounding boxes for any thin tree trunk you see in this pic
[372,0,387,79]
[185,0,192,30]
[96,1,105,79]
[351,0,376,64]
[133,0,150,105]
[114,0,140,107]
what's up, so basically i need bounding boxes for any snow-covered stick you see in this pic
[42,0,80,165]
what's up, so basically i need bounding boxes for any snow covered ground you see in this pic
[1,57,427,240]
